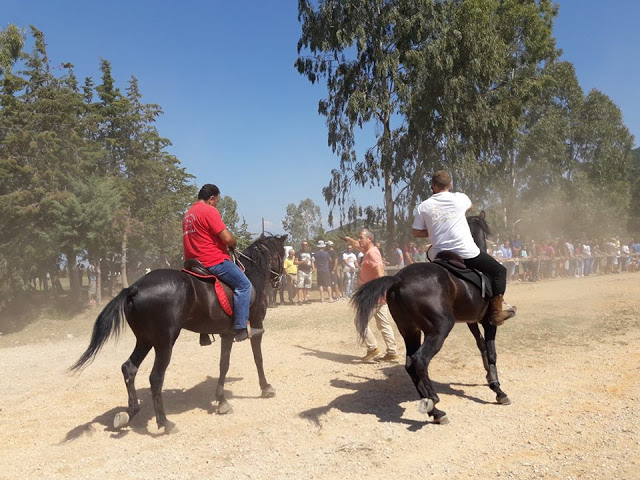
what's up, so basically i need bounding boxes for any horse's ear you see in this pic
[281,234,288,242]
[479,210,485,219]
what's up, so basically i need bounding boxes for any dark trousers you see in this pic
[464,251,507,296]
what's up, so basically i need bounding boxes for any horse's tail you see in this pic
[351,276,401,344]
[68,285,138,372]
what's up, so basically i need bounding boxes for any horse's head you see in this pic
[467,211,491,254]
[243,234,287,289]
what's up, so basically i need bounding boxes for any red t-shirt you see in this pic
[183,202,230,267]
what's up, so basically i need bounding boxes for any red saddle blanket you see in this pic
[181,269,233,317]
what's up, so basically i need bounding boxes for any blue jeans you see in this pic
[208,260,251,330]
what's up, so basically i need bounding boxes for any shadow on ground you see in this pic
[299,365,492,432]
[61,375,249,441]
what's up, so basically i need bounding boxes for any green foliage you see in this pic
[217,195,254,250]
[298,1,635,245]
[0,25,195,308]
[282,198,325,246]
[297,0,410,242]
[630,147,640,237]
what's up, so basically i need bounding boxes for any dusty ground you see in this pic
[1,272,639,480]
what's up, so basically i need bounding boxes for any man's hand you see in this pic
[218,228,237,249]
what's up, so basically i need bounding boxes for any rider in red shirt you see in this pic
[183,184,261,342]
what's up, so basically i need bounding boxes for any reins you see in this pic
[234,248,283,289]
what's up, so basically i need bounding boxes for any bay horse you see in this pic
[70,234,287,433]
[352,213,510,424]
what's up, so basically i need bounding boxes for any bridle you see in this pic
[234,248,284,289]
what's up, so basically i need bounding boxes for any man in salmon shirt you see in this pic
[344,229,398,363]
[183,184,262,342]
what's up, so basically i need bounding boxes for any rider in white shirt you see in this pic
[412,170,516,326]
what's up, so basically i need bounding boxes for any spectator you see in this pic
[621,242,631,271]
[326,240,343,299]
[314,240,334,303]
[88,260,97,306]
[403,243,415,265]
[295,241,314,304]
[412,245,427,263]
[344,229,398,363]
[519,245,529,281]
[500,241,515,281]
[342,244,358,298]
[582,241,592,276]
[393,244,404,268]
[512,234,522,259]
[283,249,298,304]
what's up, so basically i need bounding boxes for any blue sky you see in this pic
[4,0,639,235]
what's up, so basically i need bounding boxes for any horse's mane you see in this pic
[241,234,286,292]
[467,215,491,236]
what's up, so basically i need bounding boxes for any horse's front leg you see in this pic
[250,335,275,398]
[215,335,234,414]
[481,322,511,405]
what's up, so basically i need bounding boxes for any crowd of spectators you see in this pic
[488,237,640,283]
[267,236,640,306]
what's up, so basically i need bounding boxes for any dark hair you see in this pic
[432,170,451,188]
[198,184,220,200]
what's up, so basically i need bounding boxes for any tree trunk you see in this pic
[383,117,395,246]
[121,222,129,288]
[65,249,82,304]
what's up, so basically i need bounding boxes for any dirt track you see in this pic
[1,273,639,479]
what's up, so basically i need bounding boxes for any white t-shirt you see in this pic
[412,191,480,259]
[342,251,357,272]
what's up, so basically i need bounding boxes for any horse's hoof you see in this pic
[261,386,276,398]
[113,412,130,429]
[217,402,233,415]
[163,420,176,434]
[418,398,434,414]
[435,414,450,425]
[497,395,511,405]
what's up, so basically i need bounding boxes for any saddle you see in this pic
[182,259,256,317]
[433,251,493,298]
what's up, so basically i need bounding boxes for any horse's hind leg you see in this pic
[114,340,152,429]
[149,344,176,432]
[407,315,454,424]
[481,322,511,405]
[468,323,491,371]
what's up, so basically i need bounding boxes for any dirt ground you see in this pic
[1,272,639,480]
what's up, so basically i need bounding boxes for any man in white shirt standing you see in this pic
[412,170,516,326]
[342,245,358,298]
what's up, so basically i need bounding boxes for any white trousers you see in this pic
[358,303,397,354]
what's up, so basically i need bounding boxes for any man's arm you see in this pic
[412,228,429,238]
[343,236,360,249]
[217,228,237,249]
[375,264,385,278]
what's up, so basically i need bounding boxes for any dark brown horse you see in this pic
[352,214,510,424]
[70,234,287,432]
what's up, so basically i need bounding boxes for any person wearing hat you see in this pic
[314,240,334,303]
